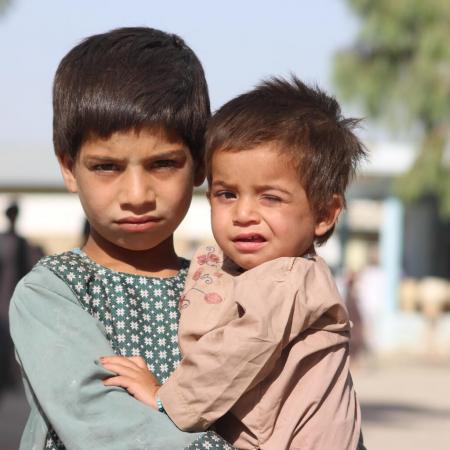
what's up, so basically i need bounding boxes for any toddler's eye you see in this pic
[215,191,236,200]
[262,195,282,203]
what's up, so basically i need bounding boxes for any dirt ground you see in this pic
[353,360,450,450]
[1,360,449,449]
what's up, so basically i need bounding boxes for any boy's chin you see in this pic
[92,233,173,255]
[115,238,172,253]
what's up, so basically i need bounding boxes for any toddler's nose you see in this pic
[233,198,260,226]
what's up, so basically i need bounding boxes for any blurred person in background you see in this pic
[0,201,43,393]
[345,271,367,366]
[355,246,386,356]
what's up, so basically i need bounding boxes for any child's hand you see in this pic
[101,355,160,409]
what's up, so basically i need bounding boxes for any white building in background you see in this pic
[2,141,450,356]
[0,141,416,256]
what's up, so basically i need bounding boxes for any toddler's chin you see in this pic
[232,255,273,271]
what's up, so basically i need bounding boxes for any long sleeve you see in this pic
[9,265,201,450]
[159,256,350,432]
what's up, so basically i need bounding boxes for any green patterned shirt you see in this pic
[23,250,232,450]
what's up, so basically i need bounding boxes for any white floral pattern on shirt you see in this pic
[39,251,233,450]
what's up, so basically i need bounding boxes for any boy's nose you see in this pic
[232,198,260,226]
[121,170,155,209]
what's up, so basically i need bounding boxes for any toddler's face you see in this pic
[60,127,200,257]
[209,145,331,270]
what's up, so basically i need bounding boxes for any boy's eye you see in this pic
[92,163,120,172]
[152,159,177,169]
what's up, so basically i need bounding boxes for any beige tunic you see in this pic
[159,245,361,450]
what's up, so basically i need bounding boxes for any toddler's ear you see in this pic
[314,195,343,237]
[58,154,78,193]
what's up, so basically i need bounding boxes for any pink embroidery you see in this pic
[204,292,223,304]
[197,254,208,265]
[179,294,190,310]
[196,248,221,267]
[193,268,203,281]
[208,253,220,264]
[183,247,223,309]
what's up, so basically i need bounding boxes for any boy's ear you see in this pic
[58,154,79,193]
[193,161,206,187]
[314,195,343,237]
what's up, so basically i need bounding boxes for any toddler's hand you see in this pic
[101,355,160,409]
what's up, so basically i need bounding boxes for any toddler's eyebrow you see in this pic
[211,180,291,195]
[210,180,233,189]
[256,184,291,195]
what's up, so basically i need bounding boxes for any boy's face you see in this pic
[209,145,340,270]
[59,127,202,257]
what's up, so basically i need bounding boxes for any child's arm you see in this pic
[9,265,202,449]
[157,257,350,431]
[101,355,161,409]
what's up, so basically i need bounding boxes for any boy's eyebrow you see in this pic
[83,149,188,162]
[84,155,122,162]
[150,149,188,159]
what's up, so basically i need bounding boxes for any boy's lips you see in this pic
[115,216,162,232]
[232,233,267,252]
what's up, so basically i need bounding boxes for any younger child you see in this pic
[9,27,234,450]
[102,77,367,449]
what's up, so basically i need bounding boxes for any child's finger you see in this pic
[126,356,148,369]
[102,362,139,377]
[103,375,134,390]
[101,355,134,364]
[101,356,141,370]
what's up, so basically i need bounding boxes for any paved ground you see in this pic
[0,384,28,450]
[353,360,450,450]
[1,360,449,449]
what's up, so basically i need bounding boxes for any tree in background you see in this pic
[0,0,11,16]
[334,0,450,216]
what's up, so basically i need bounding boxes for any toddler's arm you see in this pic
[101,355,161,408]
[159,256,350,431]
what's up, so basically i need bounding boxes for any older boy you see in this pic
[9,27,233,450]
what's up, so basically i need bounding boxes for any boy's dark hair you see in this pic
[205,76,366,245]
[53,27,210,165]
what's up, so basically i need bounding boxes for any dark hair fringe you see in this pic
[53,27,210,164]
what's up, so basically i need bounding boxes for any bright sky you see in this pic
[0,0,358,185]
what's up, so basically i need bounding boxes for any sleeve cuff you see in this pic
[158,372,210,432]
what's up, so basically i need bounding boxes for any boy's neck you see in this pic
[82,231,181,277]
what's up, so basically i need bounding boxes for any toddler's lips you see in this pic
[233,233,267,252]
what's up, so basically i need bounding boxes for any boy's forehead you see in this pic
[85,125,184,145]
[78,127,188,159]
